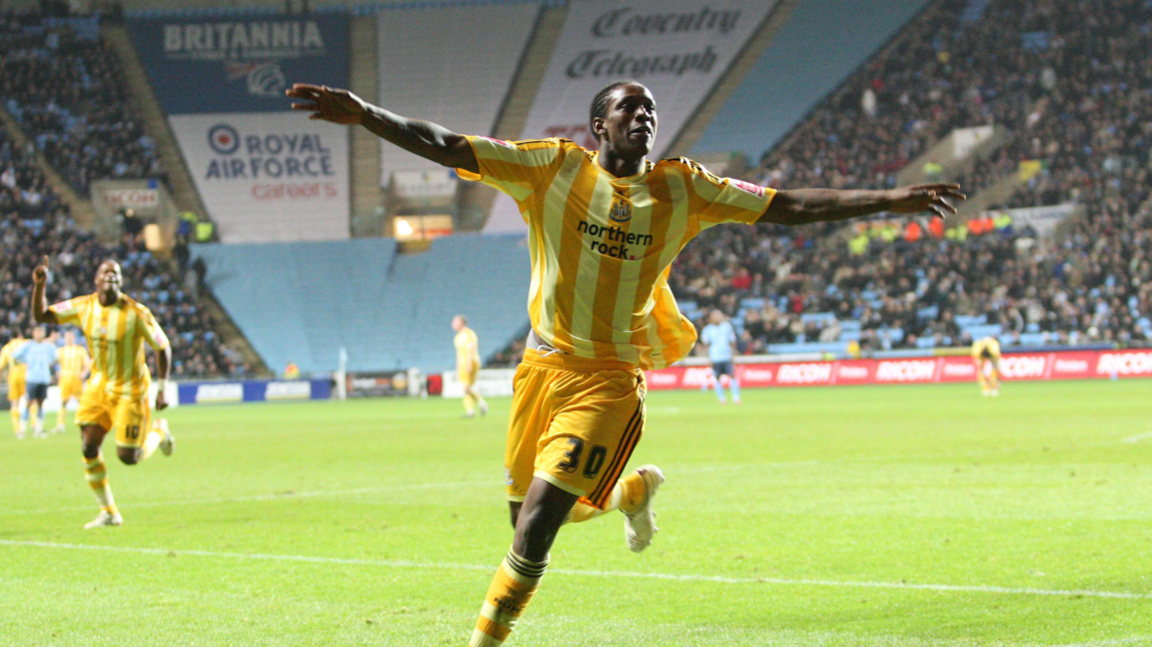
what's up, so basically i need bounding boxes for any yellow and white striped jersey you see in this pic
[58,344,91,379]
[455,327,480,371]
[49,294,169,398]
[971,336,1002,360]
[1,338,27,375]
[458,137,775,369]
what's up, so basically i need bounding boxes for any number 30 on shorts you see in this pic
[557,438,608,478]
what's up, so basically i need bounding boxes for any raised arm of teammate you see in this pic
[762,184,966,225]
[154,343,171,411]
[31,256,57,325]
[286,83,479,174]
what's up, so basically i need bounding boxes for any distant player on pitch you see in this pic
[972,336,1001,396]
[31,256,175,529]
[699,309,741,404]
[1,331,28,437]
[12,325,57,438]
[54,330,92,434]
[453,315,488,417]
[290,79,963,647]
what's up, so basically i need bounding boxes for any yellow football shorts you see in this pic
[59,375,85,404]
[458,365,478,387]
[505,348,646,510]
[6,368,26,402]
[76,386,152,448]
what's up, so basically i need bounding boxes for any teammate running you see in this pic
[971,336,1002,396]
[54,330,92,433]
[31,257,176,529]
[1,331,28,438]
[288,80,964,647]
[453,315,488,417]
[12,325,57,438]
[699,310,741,404]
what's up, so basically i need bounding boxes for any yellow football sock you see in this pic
[564,471,646,524]
[463,393,476,416]
[469,549,547,647]
[617,471,647,514]
[141,422,164,460]
[55,405,68,430]
[83,454,117,514]
[9,406,19,435]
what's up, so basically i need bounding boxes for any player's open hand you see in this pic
[286,83,366,125]
[32,255,49,286]
[887,183,966,219]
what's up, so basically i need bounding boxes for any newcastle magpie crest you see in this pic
[609,195,632,223]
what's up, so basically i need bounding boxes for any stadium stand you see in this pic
[190,235,530,374]
[656,0,1152,360]
[375,2,539,183]
[692,0,933,159]
[0,122,243,378]
[0,12,164,196]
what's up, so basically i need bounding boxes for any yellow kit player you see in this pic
[290,79,964,647]
[1,331,28,438]
[452,315,488,417]
[972,336,1002,396]
[54,330,92,434]
[32,256,175,529]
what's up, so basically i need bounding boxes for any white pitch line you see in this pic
[1,539,1149,601]
[1121,431,1152,444]
[0,480,494,517]
[1053,638,1152,647]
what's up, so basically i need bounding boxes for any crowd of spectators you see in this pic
[1,127,243,378]
[667,0,1152,357]
[482,0,1152,366]
[0,10,163,195]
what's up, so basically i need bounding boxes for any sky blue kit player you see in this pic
[13,327,58,435]
[699,310,741,404]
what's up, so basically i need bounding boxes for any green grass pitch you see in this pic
[1,379,1151,646]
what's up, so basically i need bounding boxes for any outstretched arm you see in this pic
[286,83,478,174]
[31,255,58,325]
[761,183,965,226]
[153,344,171,411]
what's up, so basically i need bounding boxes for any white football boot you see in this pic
[624,465,665,553]
[84,510,123,529]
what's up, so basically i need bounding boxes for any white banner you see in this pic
[441,368,516,398]
[391,169,459,199]
[952,125,994,160]
[169,112,349,243]
[102,187,160,209]
[984,203,1075,237]
[485,0,778,232]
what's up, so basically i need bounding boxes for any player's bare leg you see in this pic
[468,385,488,416]
[975,359,990,395]
[80,424,121,528]
[470,479,577,647]
[29,399,46,438]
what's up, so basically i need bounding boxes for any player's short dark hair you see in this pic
[589,79,642,144]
